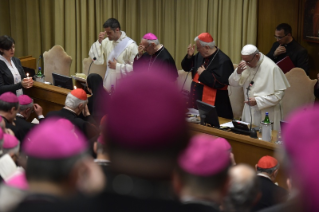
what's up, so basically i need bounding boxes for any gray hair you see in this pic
[0,143,20,157]
[224,164,260,212]
[194,36,215,48]
[256,164,279,175]
[144,39,160,46]
[65,92,88,110]
[19,102,34,112]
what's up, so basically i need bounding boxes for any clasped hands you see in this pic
[108,58,117,69]
[21,77,33,89]
[244,97,257,106]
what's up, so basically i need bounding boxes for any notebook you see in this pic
[276,56,295,73]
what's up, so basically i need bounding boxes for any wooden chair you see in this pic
[177,70,192,92]
[281,68,317,119]
[43,45,72,84]
[83,57,106,79]
[228,64,245,120]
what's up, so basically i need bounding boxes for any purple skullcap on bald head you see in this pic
[22,118,88,159]
[178,134,230,176]
[143,33,158,40]
[282,104,319,211]
[0,92,18,103]
[106,71,187,149]
[18,95,33,105]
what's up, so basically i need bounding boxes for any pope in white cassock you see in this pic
[89,18,138,92]
[228,44,290,131]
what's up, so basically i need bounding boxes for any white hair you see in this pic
[0,143,20,157]
[19,102,34,112]
[65,93,88,110]
[194,36,215,48]
[144,38,160,45]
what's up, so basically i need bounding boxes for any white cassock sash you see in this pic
[104,37,134,83]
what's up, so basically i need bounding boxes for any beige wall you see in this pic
[257,0,319,79]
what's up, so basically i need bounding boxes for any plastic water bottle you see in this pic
[37,67,43,76]
[263,112,270,124]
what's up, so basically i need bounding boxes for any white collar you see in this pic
[257,173,272,180]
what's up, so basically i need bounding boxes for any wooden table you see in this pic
[189,119,287,189]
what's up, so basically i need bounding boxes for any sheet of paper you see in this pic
[186,108,199,116]
[31,118,39,124]
[220,121,234,128]
[0,154,17,181]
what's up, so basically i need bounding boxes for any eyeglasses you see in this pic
[244,54,256,64]
[274,34,287,40]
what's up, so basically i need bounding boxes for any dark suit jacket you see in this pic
[46,108,100,141]
[0,57,26,94]
[14,116,36,143]
[1,116,23,142]
[252,176,288,211]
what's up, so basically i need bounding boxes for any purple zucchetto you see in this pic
[106,71,187,149]
[5,172,28,190]
[56,118,75,131]
[18,95,33,105]
[178,134,230,176]
[215,137,232,151]
[22,118,87,159]
[282,104,319,211]
[143,33,158,40]
[0,92,18,103]
[2,134,19,149]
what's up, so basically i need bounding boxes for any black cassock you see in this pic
[133,46,178,81]
[181,48,233,119]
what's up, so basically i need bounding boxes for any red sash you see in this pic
[193,73,227,106]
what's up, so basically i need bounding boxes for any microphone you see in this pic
[246,80,257,138]
[87,57,96,76]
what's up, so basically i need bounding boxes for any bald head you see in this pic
[224,164,260,212]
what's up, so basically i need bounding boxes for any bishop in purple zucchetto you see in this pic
[178,134,230,176]
[142,32,158,40]
[0,92,18,103]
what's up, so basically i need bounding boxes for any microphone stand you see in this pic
[87,57,96,76]
[246,82,257,138]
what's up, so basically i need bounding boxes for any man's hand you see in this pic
[138,45,145,57]
[98,31,106,44]
[82,104,90,117]
[197,65,205,75]
[237,60,247,74]
[108,58,117,69]
[244,97,257,106]
[187,44,195,58]
[33,103,43,116]
[274,45,286,57]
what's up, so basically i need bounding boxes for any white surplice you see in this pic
[89,31,138,91]
[228,53,290,131]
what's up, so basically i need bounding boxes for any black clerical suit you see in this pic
[1,116,23,141]
[266,39,309,75]
[14,115,35,143]
[133,46,178,81]
[181,48,234,119]
[46,108,99,141]
[252,175,288,211]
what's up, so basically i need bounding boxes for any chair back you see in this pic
[43,45,72,84]
[83,57,106,79]
[177,70,192,92]
[282,68,317,119]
